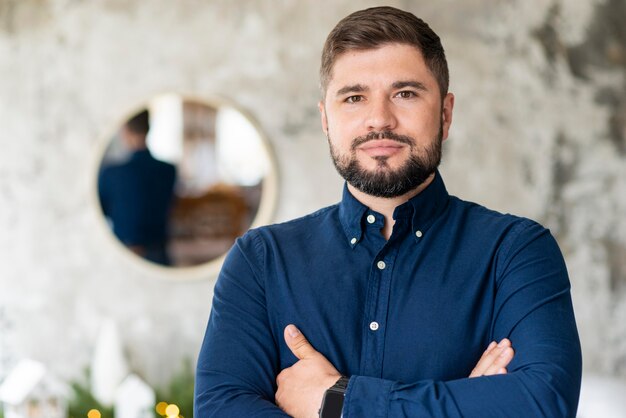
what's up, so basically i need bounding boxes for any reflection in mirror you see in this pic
[97,94,273,267]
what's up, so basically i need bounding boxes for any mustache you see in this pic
[351,131,415,151]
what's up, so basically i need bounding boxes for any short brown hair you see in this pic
[320,6,449,99]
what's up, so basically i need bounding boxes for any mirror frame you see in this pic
[90,92,278,281]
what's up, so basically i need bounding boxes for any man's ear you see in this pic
[441,92,455,141]
[318,101,328,137]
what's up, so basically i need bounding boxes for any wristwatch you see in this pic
[319,376,350,418]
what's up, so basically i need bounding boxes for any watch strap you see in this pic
[329,375,350,393]
[319,376,350,418]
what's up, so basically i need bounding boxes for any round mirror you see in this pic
[93,93,277,278]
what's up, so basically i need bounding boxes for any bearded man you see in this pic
[194,6,582,418]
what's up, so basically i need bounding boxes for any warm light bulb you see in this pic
[87,409,102,418]
[165,403,180,417]
[156,401,168,415]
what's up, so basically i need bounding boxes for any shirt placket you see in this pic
[359,216,401,378]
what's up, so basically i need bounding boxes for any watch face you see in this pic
[320,391,344,418]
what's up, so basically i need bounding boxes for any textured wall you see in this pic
[0,0,624,387]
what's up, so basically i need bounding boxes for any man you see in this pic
[98,110,177,265]
[194,6,581,417]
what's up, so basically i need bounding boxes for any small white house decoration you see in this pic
[0,359,67,418]
[114,374,156,418]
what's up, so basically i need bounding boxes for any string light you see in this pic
[156,401,168,415]
[87,409,102,418]
[165,403,180,418]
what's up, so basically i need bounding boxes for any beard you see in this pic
[329,125,443,198]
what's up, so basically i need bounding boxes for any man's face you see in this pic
[319,43,454,198]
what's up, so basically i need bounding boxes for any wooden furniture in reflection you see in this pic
[168,184,249,266]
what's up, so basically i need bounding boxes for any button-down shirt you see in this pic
[195,172,582,417]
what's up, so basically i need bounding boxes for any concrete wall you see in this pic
[0,0,624,387]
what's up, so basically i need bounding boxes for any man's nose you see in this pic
[366,98,397,132]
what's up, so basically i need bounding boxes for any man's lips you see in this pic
[358,139,405,150]
[357,139,406,157]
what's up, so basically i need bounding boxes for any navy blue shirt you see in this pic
[195,172,581,417]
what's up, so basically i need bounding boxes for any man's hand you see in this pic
[275,324,341,418]
[275,325,515,417]
[469,339,515,378]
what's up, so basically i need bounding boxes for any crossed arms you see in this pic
[276,324,515,417]
[194,223,582,417]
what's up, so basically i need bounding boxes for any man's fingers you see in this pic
[484,346,514,376]
[476,341,497,363]
[284,324,318,360]
[469,338,513,378]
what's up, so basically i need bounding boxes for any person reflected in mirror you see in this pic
[98,110,177,266]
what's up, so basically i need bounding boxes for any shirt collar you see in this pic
[338,184,369,247]
[338,171,449,246]
[130,149,151,160]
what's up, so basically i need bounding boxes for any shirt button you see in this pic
[350,237,357,245]
[366,214,376,224]
[415,230,423,238]
[377,260,386,270]
[369,321,379,331]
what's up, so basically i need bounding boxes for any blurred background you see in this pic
[0,0,624,417]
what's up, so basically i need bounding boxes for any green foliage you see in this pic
[64,359,194,418]
[67,369,113,418]
[154,358,195,418]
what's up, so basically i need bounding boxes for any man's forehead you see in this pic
[326,44,431,93]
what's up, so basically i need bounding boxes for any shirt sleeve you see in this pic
[342,220,582,418]
[194,231,290,417]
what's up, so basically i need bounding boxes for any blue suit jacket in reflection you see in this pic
[98,149,176,248]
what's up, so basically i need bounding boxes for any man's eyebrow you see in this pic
[392,81,428,91]
[335,84,368,96]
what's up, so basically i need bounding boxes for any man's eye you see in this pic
[397,91,416,99]
[345,95,363,103]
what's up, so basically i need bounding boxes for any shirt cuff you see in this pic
[342,375,393,418]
